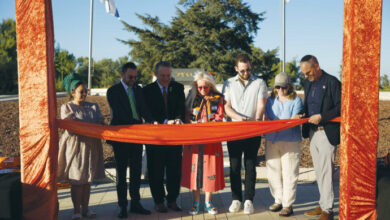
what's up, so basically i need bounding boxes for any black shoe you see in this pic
[155,203,168,213]
[167,201,182,211]
[279,207,294,217]
[118,207,128,219]
[130,201,151,215]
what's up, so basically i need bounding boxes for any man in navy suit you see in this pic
[107,62,152,218]
[299,55,341,220]
[143,61,185,213]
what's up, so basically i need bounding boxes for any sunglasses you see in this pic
[239,69,251,74]
[198,86,209,90]
[275,86,287,90]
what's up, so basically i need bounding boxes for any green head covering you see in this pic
[62,73,83,94]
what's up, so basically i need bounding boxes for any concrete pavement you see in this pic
[58,181,339,220]
[104,145,320,183]
[58,144,340,219]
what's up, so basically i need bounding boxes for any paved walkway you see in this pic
[104,145,321,183]
[58,144,339,219]
[58,180,339,220]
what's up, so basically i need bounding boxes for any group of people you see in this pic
[57,54,341,220]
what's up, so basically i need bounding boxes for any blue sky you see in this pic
[1,0,389,79]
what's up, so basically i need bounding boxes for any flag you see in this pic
[100,0,120,19]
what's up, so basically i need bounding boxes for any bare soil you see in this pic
[1,96,389,167]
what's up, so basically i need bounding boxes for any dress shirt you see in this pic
[222,74,268,121]
[156,81,168,95]
[307,75,325,117]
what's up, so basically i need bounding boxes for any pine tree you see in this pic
[120,0,264,83]
[0,19,18,94]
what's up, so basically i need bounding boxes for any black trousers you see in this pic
[112,142,143,208]
[0,173,22,220]
[227,136,261,202]
[146,145,182,204]
[377,168,390,220]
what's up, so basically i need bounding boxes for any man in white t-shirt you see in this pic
[222,53,268,214]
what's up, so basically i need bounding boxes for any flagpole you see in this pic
[88,0,94,92]
[282,0,286,72]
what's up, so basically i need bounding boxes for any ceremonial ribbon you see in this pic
[57,117,340,145]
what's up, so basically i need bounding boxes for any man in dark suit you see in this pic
[107,62,152,218]
[143,61,185,213]
[298,55,341,220]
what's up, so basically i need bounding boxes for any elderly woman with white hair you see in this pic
[181,71,225,215]
[264,72,303,217]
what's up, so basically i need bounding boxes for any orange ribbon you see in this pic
[57,117,340,145]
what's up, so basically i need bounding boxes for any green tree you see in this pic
[380,74,390,90]
[74,56,89,83]
[285,59,303,89]
[120,0,264,84]
[0,19,17,94]
[250,46,279,86]
[54,45,76,90]
[116,56,130,70]
[74,56,101,88]
[94,58,121,88]
[250,47,301,88]
[74,56,127,88]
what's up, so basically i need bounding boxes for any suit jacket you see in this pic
[107,82,152,144]
[301,71,341,146]
[143,81,185,124]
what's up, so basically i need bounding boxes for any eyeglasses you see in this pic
[129,76,137,80]
[239,69,251,74]
[198,86,209,90]
[275,86,287,90]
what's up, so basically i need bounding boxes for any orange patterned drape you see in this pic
[340,0,382,219]
[15,0,58,219]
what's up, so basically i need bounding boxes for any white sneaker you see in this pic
[229,200,241,213]
[243,200,254,214]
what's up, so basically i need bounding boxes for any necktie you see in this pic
[127,87,140,120]
[163,87,168,114]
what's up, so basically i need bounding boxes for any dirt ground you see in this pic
[1,96,389,167]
